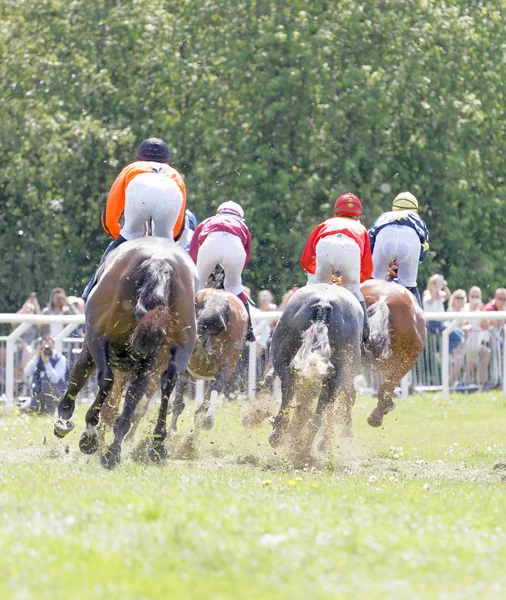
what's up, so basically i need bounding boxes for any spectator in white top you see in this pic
[423,274,451,334]
[463,286,491,386]
[21,336,67,414]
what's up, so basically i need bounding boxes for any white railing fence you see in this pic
[1,311,506,406]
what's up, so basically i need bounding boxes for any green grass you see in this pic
[1,391,506,599]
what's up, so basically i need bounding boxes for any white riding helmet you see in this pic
[216,201,244,219]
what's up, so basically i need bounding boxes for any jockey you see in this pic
[178,209,198,252]
[368,192,429,306]
[301,193,373,341]
[82,138,186,300]
[189,201,255,342]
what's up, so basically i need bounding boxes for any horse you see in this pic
[268,284,363,460]
[53,237,197,469]
[98,269,248,449]
[361,278,426,428]
[171,288,248,432]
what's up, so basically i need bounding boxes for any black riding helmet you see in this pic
[136,138,170,163]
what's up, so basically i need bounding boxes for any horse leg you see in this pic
[171,373,187,431]
[195,364,232,430]
[368,376,397,428]
[125,375,157,443]
[269,370,295,447]
[78,343,115,454]
[337,384,356,438]
[148,349,183,462]
[309,379,335,453]
[96,371,127,449]
[100,359,152,469]
[54,341,96,438]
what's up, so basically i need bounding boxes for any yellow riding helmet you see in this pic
[392,192,418,212]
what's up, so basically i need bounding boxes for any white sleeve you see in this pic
[23,355,39,377]
[43,355,67,384]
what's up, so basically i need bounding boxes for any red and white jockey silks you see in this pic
[189,214,252,295]
[301,217,373,283]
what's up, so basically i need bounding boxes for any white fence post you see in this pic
[5,323,32,406]
[248,341,258,400]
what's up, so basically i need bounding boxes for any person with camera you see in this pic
[21,336,67,414]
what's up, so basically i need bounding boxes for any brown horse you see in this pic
[361,279,426,428]
[53,237,197,469]
[171,288,248,432]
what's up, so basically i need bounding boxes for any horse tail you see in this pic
[197,294,231,337]
[130,258,173,357]
[364,300,391,361]
[291,302,332,380]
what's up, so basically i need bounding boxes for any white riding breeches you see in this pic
[120,173,184,241]
[372,225,421,287]
[196,231,246,295]
[308,233,364,302]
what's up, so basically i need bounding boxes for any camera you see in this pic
[43,345,53,357]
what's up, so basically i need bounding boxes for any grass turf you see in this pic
[0,390,505,599]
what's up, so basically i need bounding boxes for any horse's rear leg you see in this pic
[125,375,157,443]
[101,359,152,469]
[171,373,188,432]
[148,350,180,463]
[54,342,96,438]
[269,371,295,447]
[96,371,128,449]
[337,384,357,438]
[368,377,397,428]
[195,366,231,431]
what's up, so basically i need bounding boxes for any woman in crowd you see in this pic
[423,274,451,333]
[462,286,491,387]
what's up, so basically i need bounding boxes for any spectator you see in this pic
[257,289,277,311]
[446,289,467,385]
[40,288,77,339]
[482,288,506,330]
[423,274,451,334]
[463,286,491,386]
[21,336,67,414]
[278,286,300,311]
[16,294,41,345]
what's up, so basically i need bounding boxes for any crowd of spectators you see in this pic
[1,280,505,406]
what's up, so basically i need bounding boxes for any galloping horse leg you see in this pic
[171,372,188,432]
[148,348,184,462]
[100,358,152,469]
[269,370,295,448]
[368,376,397,428]
[96,371,128,450]
[54,341,96,438]
[78,338,115,454]
[195,364,232,431]
[309,378,336,454]
[125,375,158,443]
[337,383,357,438]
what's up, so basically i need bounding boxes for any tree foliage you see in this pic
[0,0,504,310]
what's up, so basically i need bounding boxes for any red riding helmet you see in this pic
[334,193,362,217]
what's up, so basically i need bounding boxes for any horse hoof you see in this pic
[58,402,75,421]
[54,418,75,438]
[201,415,215,431]
[384,402,396,415]
[367,411,383,428]
[269,431,282,448]
[147,442,168,463]
[79,432,99,455]
[100,446,121,470]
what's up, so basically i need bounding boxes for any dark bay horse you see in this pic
[361,279,426,428]
[268,284,363,459]
[53,237,197,469]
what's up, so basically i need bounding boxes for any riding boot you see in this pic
[82,235,127,301]
[359,299,370,343]
[237,291,256,342]
[406,286,422,307]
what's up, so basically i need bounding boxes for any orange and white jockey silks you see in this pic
[195,231,246,295]
[307,233,365,302]
[101,161,186,240]
[120,173,184,241]
[371,225,421,287]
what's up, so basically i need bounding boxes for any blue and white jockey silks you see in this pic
[369,210,429,288]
